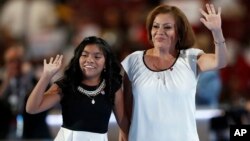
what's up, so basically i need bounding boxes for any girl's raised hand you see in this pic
[43,55,63,77]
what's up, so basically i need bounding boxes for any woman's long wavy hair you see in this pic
[62,36,122,105]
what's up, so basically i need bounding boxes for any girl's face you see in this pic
[151,13,178,49]
[79,44,106,80]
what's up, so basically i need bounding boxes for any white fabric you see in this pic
[121,48,204,141]
[54,127,108,141]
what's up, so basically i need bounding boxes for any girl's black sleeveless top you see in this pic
[55,80,115,133]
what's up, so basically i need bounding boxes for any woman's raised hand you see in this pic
[200,4,222,31]
[43,55,63,77]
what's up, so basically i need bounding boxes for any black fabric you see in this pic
[22,95,52,139]
[55,79,114,133]
[0,99,12,139]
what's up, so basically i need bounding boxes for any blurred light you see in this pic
[195,109,223,120]
[164,0,202,26]
[46,114,62,126]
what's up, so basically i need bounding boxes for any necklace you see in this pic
[77,80,106,104]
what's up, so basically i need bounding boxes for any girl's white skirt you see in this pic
[54,127,108,141]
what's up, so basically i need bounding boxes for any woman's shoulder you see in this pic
[122,50,144,62]
[129,50,144,56]
[180,48,204,56]
[121,50,145,71]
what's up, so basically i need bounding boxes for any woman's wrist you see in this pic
[214,40,225,45]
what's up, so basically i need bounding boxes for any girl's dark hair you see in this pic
[62,36,122,105]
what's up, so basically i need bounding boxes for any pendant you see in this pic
[91,99,95,104]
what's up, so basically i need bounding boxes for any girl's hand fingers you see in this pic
[58,55,63,65]
[44,59,47,65]
[49,57,53,64]
[53,55,60,64]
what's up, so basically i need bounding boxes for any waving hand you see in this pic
[200,4,222,31]
[43,54,63,77]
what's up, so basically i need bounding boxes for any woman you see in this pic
[121,4,228,141]
[26,36,128,141]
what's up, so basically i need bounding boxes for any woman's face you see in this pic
[79,44,105,80]
[151,13,178,49]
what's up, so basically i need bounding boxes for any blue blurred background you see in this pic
[0,0,250,141]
